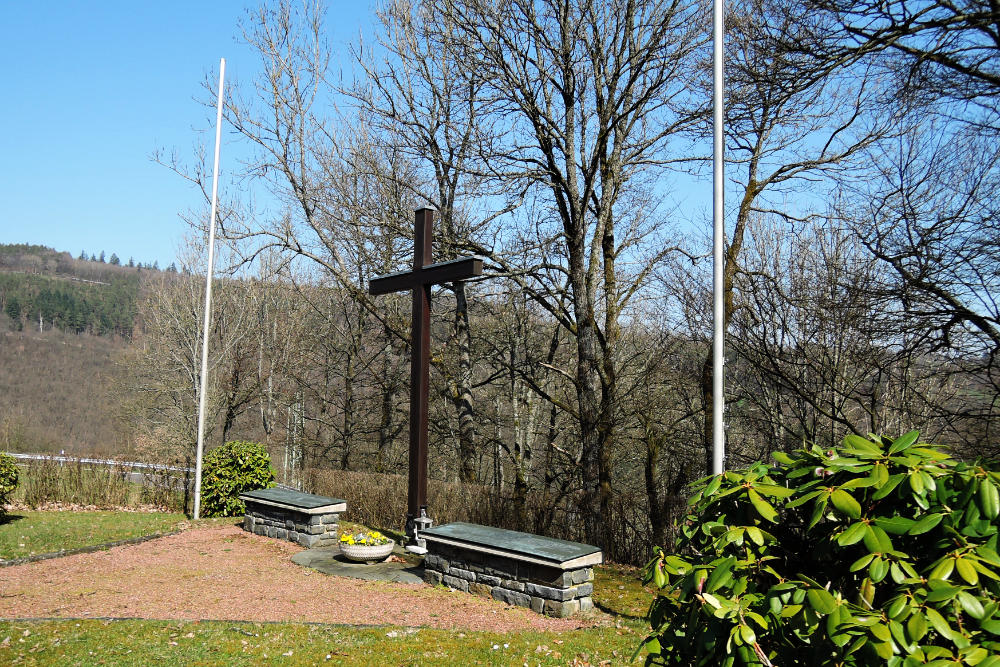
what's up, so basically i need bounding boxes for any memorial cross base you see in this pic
[421,522,603,618]
[240,488,347,548]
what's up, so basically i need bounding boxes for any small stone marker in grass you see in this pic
[421,522,603,617]
[239,488,347,548]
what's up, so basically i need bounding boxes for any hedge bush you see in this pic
[200,441,275,518]
[639,432,1000,666]
[0,452,18,516]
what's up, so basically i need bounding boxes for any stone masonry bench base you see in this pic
[421,522,603,618]
[239,487,347,548]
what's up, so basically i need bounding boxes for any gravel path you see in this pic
[0,523,599,633]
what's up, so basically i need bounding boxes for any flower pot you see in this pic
[340,540,394,562]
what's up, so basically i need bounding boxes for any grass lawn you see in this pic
[0,618,644,665]
[0,511,188,561]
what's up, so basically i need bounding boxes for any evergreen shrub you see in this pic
[200,441,275,518]
[0,452,19,516]
[639,432,1000,666]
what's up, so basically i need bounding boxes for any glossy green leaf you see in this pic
[745,526,764,546]
[755,483,795,498]
[974,546,1000,567]
[842,476,877,489]
[850,552,877,572]
[845,434,881,453]
[706,557,735,593]
[831,488,862,518]
[873,474,905,500]
[808,496,829,529]
[704,475,722,498]
[748,488,778,523]
[907,612,927,642]
[877,515,916,535]
[969,559,1000,581]
[909,471,925,494]
[786,489,823,508]
[889,430,920,454]
[962,648,989,665]
[978,479,1000,520]
[771,451,795,465]
[957,590,985,619]
[980,619,1000,636]
[887,596,908,619]
[924,607,953,639]
[930,558,955,581]
[864,524,893,553]
[925,584,961,603]
[807,588,837,615]
[838,521,868,546]
[920,470,936,493]
[956,557,979,585]
[869,557,890,583]
[908,513,944,535]
[890,619,911,653]
[870,462,890,487]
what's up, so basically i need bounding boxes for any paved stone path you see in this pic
[291,543,425,583]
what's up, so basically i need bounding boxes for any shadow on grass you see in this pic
[594,598,648,620]
[0,514,25,526]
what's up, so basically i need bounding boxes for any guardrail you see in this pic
[9,453,193,473]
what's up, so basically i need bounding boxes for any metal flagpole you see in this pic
[712,0,726,475]
[193,58,227,520]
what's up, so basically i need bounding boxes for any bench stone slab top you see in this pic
[239,487,347,515]
[421,522,602,569]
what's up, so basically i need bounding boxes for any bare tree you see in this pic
[431,0,706,547]
[801,0,1000,127]
[344,0,512,483]
[698,0,893,467]
[846,123,1000,454]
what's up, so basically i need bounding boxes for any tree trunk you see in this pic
[375,327,395,474]
[452,283,478,483]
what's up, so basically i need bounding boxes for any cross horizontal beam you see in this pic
[369,256,483,295]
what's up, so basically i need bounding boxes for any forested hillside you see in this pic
[0,320,124,456]
[0,244,167,455]
[0,244,154,337]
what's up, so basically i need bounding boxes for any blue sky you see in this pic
[0,1,374,267]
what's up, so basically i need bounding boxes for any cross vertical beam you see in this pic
[368,207,483,541]
[409,208,433,523]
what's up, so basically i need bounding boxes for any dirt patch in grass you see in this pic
[0,523,607,633]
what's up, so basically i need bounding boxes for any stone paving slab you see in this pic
[291,543,425,584]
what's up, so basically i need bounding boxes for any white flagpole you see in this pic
[193,58,226,520]
[712,0,725,475]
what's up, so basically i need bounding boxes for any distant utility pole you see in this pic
[194,58,226,520]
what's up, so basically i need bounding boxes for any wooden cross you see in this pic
[369,207,482,538]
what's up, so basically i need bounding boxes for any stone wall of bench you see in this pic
[422,542,595,618]
[242,503,340,548]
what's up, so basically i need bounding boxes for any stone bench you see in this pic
[420,522,602,618]
[239,487,347,548]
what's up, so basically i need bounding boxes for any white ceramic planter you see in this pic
[340,540,394,562]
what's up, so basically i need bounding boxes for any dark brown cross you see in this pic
[369,207,482,538]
